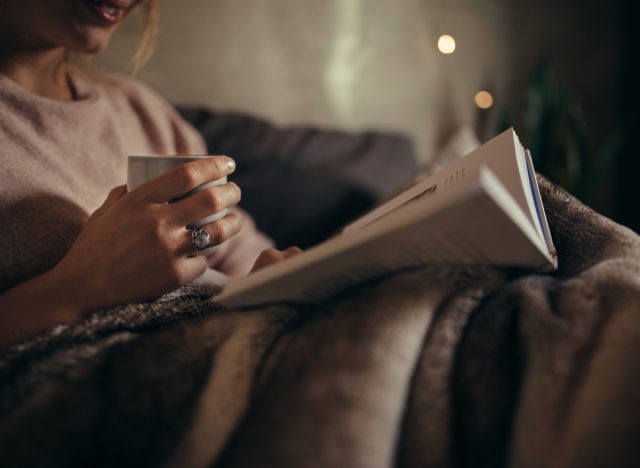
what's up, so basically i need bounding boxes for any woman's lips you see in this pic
[82,0,131,27]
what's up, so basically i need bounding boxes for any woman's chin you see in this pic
[81,42,110,55]
[68,30,114,55]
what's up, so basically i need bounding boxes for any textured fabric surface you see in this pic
[1,178,639,468]
[0,71,206,293]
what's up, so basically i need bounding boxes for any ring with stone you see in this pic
[191,227,211,253]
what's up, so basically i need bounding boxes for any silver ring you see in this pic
[191,227,211,252]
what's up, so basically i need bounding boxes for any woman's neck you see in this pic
[0,48,74,101]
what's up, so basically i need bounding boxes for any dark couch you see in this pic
[177,107,418,248]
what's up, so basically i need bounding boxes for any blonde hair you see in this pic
[131,0,159,74]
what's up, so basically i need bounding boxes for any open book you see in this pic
[215,128,557,308]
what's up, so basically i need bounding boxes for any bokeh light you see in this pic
[474,90,494,109]
[437,35,456,54]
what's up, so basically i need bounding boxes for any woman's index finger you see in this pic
[130,156,236,203]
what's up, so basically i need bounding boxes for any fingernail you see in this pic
[226,158,236,172]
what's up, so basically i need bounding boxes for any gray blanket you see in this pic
[1,177,639,468]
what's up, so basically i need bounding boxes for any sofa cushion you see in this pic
[178,106,417,248]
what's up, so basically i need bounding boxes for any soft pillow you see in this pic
[178,107,417,248]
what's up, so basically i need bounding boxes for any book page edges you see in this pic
[479,167,556,271]
[524,149,557,261]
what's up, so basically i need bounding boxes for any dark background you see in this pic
[616,0,640,233]
[471,0,639,233]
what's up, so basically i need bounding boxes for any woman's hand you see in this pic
[250,247,303,273]
[51,156,242,315]
[204,207,276,278]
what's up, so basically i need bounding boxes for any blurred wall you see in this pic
[98,0,445,161]
[96,0,619,164]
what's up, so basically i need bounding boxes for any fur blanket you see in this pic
[1,178,639,468]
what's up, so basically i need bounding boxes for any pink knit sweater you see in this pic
[0,71,209,293]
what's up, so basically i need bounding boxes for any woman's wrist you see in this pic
[0,267,86,348]
[37,266,90,321]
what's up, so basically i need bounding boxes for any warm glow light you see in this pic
[437,35,456,54]
[474,90,494,109]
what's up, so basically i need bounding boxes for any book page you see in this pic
[342,128,539,239]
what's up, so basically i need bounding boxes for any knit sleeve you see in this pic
[161,97,208,156]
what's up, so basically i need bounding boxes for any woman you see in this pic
[0,0,299,347]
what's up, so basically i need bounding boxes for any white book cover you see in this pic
[215,129,557,308]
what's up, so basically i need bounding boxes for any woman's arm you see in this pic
[0,156,240,348]
[0,267,85,348]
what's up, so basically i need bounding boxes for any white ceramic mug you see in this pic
[127,155,230,254]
